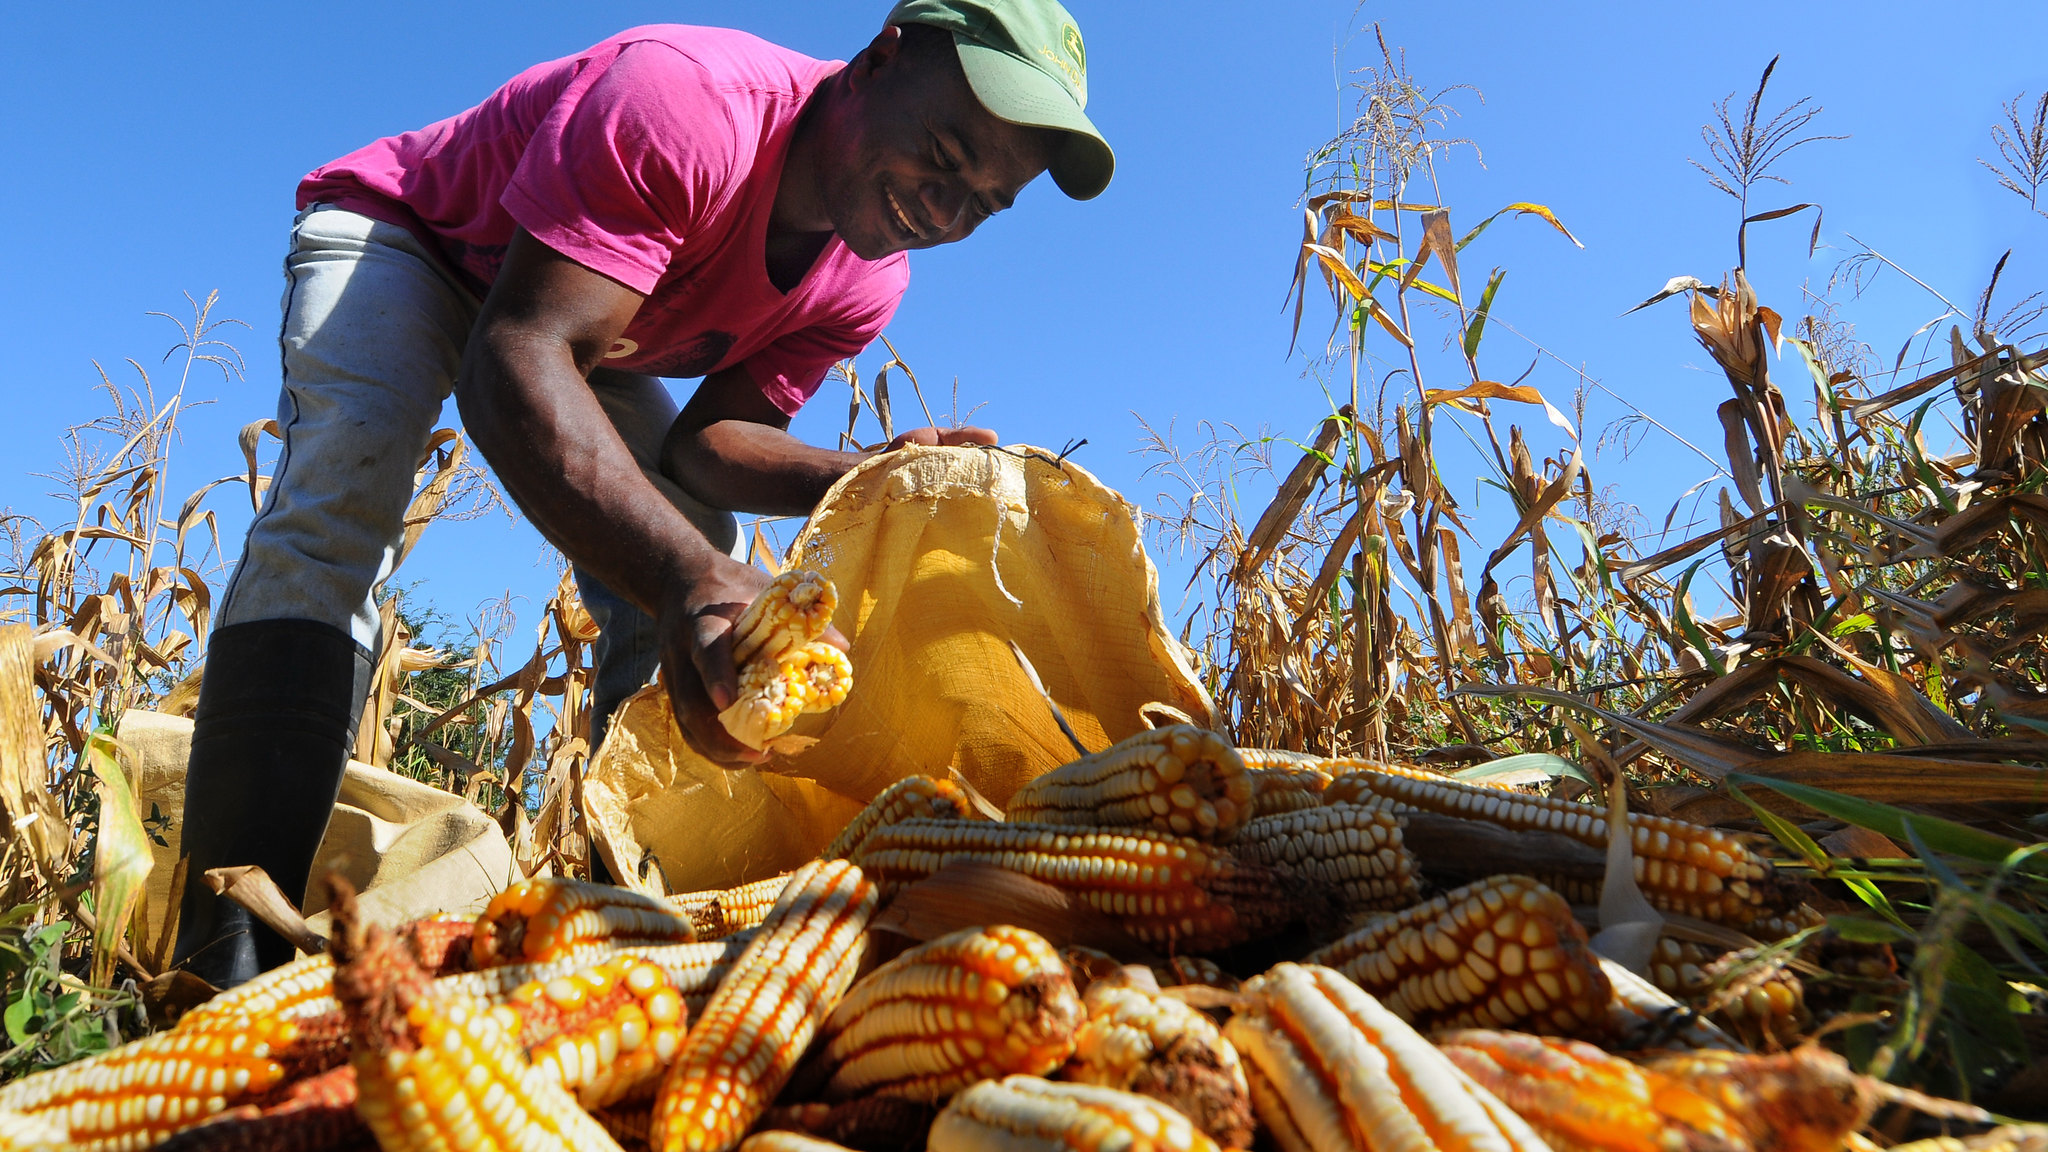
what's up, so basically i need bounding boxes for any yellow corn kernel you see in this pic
[820,775,976,862]
[854,817,1302,953]
[1062,967,1253,1148]
[1008,725,1254,841]
[1224,963,1551,1152]
[1236,801,1421,916]
[1303,875,1611,1037]
[720,641,852,750]
[818,924,1082,1102]
[650,859,878,1152]
[929,1076,1222,1152]
[730,569,837,669]
[471,876,698,967]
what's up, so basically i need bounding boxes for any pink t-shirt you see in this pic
[299,26,910,415]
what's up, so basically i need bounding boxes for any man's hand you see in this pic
[886,425,998,449]
[658,555,852,766]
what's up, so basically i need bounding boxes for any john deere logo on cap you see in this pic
[1062,23,1085,73]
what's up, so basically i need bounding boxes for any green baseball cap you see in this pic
[885,0,1114,200]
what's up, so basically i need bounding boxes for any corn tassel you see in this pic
[651,859,878,1152]
[1224,963,1550,1152]
[329,879,625,1152]
[1436,1029,1751,1152]
[1318,761,1791,934]
[668,874,793,942]
[929,1075,1222,1152]
[1304,875,1610,1038]
[1250,764,1332,816]
[1237,801,1420,915]
[1062,966,1254,1148]
[817,924,1082,1102]
[820,774,975,862]
[472,876,698,967]
[720,641,853,750]
[854,817,1300,952]
[1007,725,1254,841]
[496,954,692,1110]
[1890,1127,2048,1152]
[729,569,837,669]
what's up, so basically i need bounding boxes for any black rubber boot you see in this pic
[170,619,373,987]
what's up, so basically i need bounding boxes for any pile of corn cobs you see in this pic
[1,725,2039,1152]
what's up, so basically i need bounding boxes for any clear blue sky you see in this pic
[4,1,2045,649]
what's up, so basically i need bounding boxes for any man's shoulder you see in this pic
[598,25,840,100]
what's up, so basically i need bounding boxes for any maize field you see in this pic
[0,20,2045,1152]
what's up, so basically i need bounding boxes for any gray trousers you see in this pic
[223,204,738,749]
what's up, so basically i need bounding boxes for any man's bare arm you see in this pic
[455,227,770,763]
[662,365,997,516]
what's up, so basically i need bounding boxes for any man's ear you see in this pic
[848,24,906,83]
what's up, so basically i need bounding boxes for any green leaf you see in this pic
[1672,560,1726,676]
[1726,773,2044,874]
[1464,268,1506,362]
[1827,914,1911,944]
[85,734,154,989]
[1452,752,1595,787]
[4,995,34,1047]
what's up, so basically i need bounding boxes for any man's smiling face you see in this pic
[822,24,1061,261]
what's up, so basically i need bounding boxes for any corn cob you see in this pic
[855,817,1299,952]
[496,954,692,1109]
[668,874,793,941]
[330,878,627,1152]
[1890,1127,2048,1152]
[472,876,698,967]
[1223,962,1551,1152]
[1007,725,1254,841]
[0,1009,303,1151]
[1644,1048,1876,1152]
[720,640,854,750]
[1596,956,1747,1053]
[152,1064,361,1152]
[737,1135,859,1152]
[1435,1029,1750,1152]
[178,952,339,1032]
[1157,955,1240,992]
[0,1111,63,1152]
[1250,764,1332,816]
[650,859,878,1152]
[442,935,755,1021]
[1319,761,1791,934]
[1648,937,1808,1048]
[929,1075,1222,1152]
[1236,801,1420,916]
[730,569,837,669]
[820,774,975,862]
[1062,966,1254,1148]
[1303,875,1611,1037]
[816,924,1081,1102]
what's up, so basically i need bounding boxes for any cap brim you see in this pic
[953,37,1114,200]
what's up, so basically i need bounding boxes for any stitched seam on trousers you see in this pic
[219,217,312,617]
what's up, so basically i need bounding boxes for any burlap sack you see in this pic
[120,709,516,965]
[583,444,1216,896]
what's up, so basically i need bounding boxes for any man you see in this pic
[174,0,1112,987]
